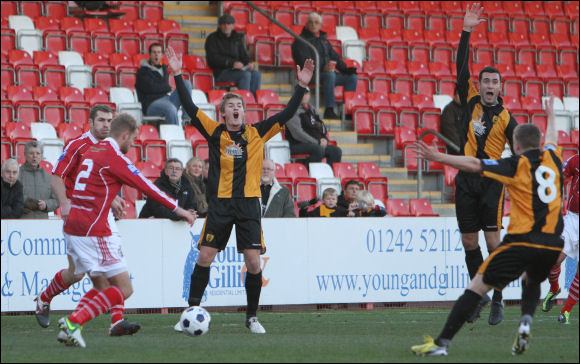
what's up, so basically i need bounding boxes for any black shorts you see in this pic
[477,241,562,290]
[455,172,504,233]
[198,197,266,254]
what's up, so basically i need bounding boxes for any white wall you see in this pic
[1,217,576,312]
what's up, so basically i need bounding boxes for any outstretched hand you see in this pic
[165,46,182,75]
[415,141,442,162]
[463,3,486,31]
[296,59,315,88]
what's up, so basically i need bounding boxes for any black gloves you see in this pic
[344,67,357,75]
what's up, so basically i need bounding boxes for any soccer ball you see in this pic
[180,306,210,336]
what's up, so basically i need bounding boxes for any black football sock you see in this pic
[492,289,503,303]
[465,247,484,279]
[245,271,262,319]
[436,289,482,347]
[521,280,540,318]
[188,264,210,307]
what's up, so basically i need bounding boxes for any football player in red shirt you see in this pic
[56,113,196,347]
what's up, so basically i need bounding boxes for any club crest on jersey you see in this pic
[492,115,499,124]
[205,233,214,242]
[225,143,244,158]
[57,150,67,161]
[127,163,140,175]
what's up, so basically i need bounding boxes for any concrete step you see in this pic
[387,179,423,192]
[324,119,342,132]
[432,203,456,217]
[164,4,216,16]
[260,83,293,95]
[328,131,357,144]
[379,167,408,179]
[342,154,391,168]
[389,190,442,201]
[337,143,374,155]
[165,15,218,26]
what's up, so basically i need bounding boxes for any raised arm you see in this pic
[544,95,557,147]
[416,141,482,174]
[456,3,486,104]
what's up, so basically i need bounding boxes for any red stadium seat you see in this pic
[332,162,357,181]
[41,100,66,128]
[57,123,83,144]
[409,199,439,217]
[33,50,59,69]
[376,106,397,136]
[143,140,167,170]
[386,199,410,217]
[1,64,15,93]
[7,86,33,103]
[59,87,84,103]
[6,121,31,140]
[135,160,161,181]
[137,124,161,143]
[141,1,164,22]
[122,185,141,204]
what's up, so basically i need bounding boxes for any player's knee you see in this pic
[122,285,133,299]
[461,233,479,250]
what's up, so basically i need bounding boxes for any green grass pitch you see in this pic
[1,307,578,362]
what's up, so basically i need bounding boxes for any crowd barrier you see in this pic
[1,217,576,312]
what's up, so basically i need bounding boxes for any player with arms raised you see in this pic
[56,114,196,347]
[166,46,314,334]
[411,96,564,356]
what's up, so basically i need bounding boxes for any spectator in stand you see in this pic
[205,14,261,97]
[337,179,360,210]
[260,159,295,217]
[1,158,24,219]
[183,157,208,218]
[19,141,59,219]
[135,43,192,126]
[285,89,342,166]
[292,12,357,120]
[304,188,348,217]
[351,190,387,217]
[440,85,463,155]
[139,158,197,220]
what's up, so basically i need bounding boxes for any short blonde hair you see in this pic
[218,93,246,114]
[322,188,338,199]
[356,190,375,206]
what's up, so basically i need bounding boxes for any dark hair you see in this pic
[344,180,360,189]
[454,82,459,96]
[148,42,163,54]
[164,158,183,169]
[110,113,138,138]
[89,104,114,121]
[513,124,541,150]
[478,66,501,82]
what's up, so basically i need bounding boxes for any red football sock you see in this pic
[562,272,579,313]
[40,269,69,303]
[548,265,561,294]
[110,303,124,325]
[69,286,124,326]
[72,288,100,315]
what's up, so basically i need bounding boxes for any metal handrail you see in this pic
[244,1,321,112]
[417,130,460,198]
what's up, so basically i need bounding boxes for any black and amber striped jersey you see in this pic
[175,75,306,199]
[456,31,519,160]
[480,144,564,247]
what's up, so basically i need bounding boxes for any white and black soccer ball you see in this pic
[180,306,210,336]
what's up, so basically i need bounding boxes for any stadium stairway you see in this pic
[161,1,452,216]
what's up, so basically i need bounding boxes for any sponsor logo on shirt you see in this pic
[225,143,244,158]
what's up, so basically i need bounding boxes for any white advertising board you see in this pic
[1,217,577,312]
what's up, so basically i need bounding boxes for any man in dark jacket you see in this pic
[1,158,24,218]
[205,15,261,97]
[135,43,192,125]
[139,158,197,220]
[440,85,463,155]
[286,89,342,166]
[292,12,358,119]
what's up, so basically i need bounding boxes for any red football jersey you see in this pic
[563,153,579,214]
[64,137,178,236]
[53,132,99,199]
